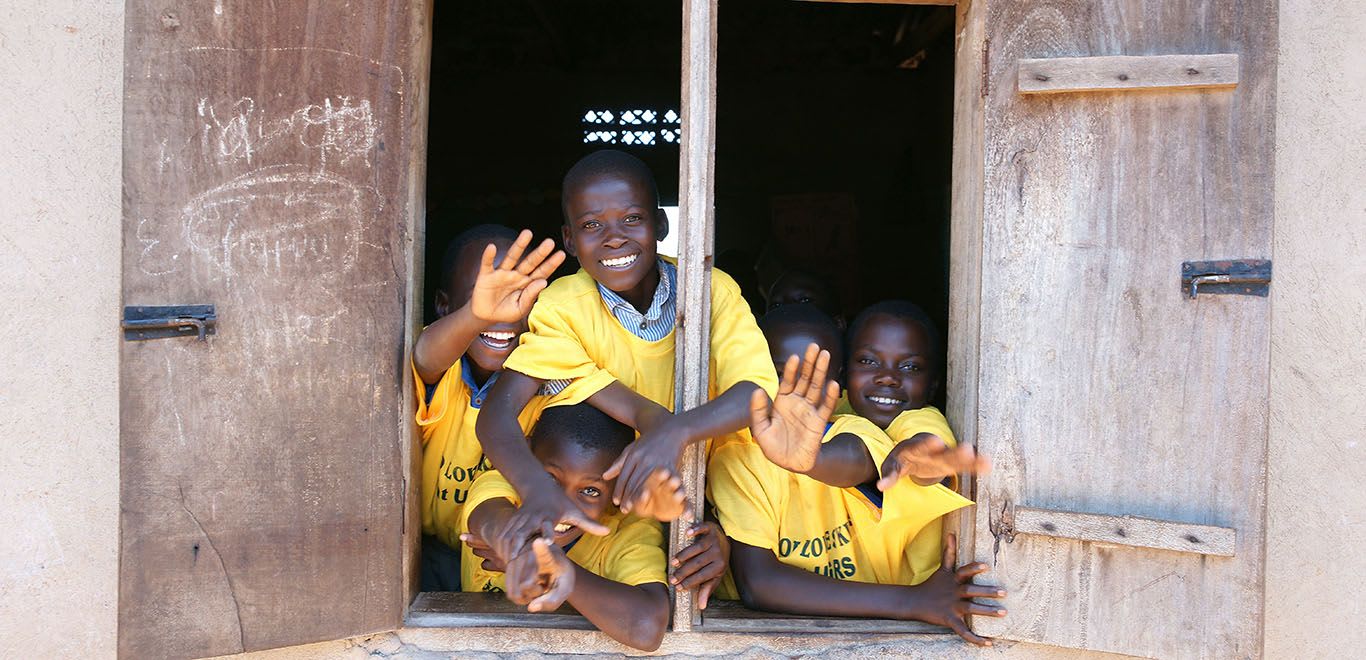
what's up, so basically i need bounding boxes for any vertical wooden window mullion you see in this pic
[671,0,718,632]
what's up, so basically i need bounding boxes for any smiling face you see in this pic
[845,313,940,429]
[531,436,618,547]
[561,174,668,311]
[435,236,525,381]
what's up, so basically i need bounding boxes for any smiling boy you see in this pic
[476,150,777,564]
[461,404,726,651]
[410,225,568,590]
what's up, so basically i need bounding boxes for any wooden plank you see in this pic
[1012,507,1236,557]
[700,601,944,634]
[947,0,987,582]
[404,592,596,630]
[671,0,719,633]
[118,2,422,656]
[969,1,1275,657]
[1017,53,1240,94]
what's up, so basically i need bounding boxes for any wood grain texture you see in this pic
[795,0,957,5]
[947,0,988,582]
[699,602,943,634]
[118,2,422,656]
[967,1,1275,658]
[671,0,719,633]
[1012,506,1237,557]
[1018,53,1240,94]
[405,592,596,630]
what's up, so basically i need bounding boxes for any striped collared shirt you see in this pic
[597,257,677,341]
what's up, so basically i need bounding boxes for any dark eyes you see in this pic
[857,357,877,366]
[624,215,641,224]
[580,486,602,498]
[581,220,601,230]
[899,362,922,372]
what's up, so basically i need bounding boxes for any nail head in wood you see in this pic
[1017,53,1239,95]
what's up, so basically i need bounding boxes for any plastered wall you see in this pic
[0,2,124,658]
[1263,0,1366,657]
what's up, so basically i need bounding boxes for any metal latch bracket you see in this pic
[1181,259,1271,299]
[122,305,217,341]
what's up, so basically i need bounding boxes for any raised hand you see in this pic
[749,343,842,474]
[601,429,687,519]
[670,521,729,609]
[469,229,566,324]
[489,487,609,567]
[506,538,575,613]
[624,467,689,522]
[902,534,1006,646]
[876,433,991,491]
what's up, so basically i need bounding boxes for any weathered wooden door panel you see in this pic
[968,2,1275,658]
[120,3,425,657]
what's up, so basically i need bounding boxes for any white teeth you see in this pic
[481,331,515,341]
[869,396,904,406]
[600,253,639,268]
[553,523,573,533]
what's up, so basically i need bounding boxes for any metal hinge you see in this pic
[1181,259,1271,299]
[122,305,217,341]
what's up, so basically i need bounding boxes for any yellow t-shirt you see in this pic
[502,259,778,450]
[884,406,961,581]
[707,413,972,590]
[458,470,667,592]
[414,357,589,548]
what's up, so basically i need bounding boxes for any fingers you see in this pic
[564,508,611,537]
[602,449,627,482]
[942,533,958,569]
[673,559,723,590]
[518,279,549,314]
[672,538,710,566]
[500,230,533,271]
[698,579,716,610]
[512,235,551,275]
[960,583,1008,600]
[749,387,774,438]
[527,539,573,612]
[778,354,800,396]
[793,343,819,399]
[478,242,498,276]
[816,379,841,421]
[528,247,567,280]
[965,602,1008,618]
[946,616,992,647]
[531,536,557,571]
[803,347,832,406]
[954,561,991,583]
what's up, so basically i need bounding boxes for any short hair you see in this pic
[529,403,634,459]
[846,300,943,371]
[561,149,660,220]
[768,269,842,315]
[759,303,843,351]
[440,224,520,293]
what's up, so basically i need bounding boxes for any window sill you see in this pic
[406,592,944,635]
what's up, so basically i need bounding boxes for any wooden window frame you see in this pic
[404,0,979,639]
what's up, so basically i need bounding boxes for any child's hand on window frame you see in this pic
[670,521,729,609]
[468,229,566,325]
[749,343,841,475]
[901,534,1006,646]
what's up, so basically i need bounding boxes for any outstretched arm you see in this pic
[748,343,878,487]
[477,371,609,563]
[729,536,1007,646]
[413,230,564,383]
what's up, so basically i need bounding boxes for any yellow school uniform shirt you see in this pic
[885,405,962,582]
[707,413,971,590]
[458,470,667,592]
[502,259,778,450]
[413,357,590,548]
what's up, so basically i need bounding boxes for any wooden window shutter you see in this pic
[118,3,426,656]
[955,1,1275,657]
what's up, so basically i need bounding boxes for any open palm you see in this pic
[749,344,841,474]
[469,229,566,324]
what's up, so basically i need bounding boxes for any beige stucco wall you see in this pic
[0,2,124,658]
[1,1,1362,658]
[1264,0,1366,657]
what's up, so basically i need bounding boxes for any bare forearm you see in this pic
[477,371,559,497]
[803,433,877,488]
[586,381,672,432]
[414,305,486,384]
[731,542,913,619]
[468,499,517,554]
[668,381,761,446]
[566,574,669,651]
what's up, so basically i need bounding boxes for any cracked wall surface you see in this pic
[1265,0,1366,657]
[0,2,124,658]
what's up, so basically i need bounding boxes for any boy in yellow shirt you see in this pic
[708,302,1003,645]
[477,150,777,569]
[461,404,726,651]
[411,224,569,590]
